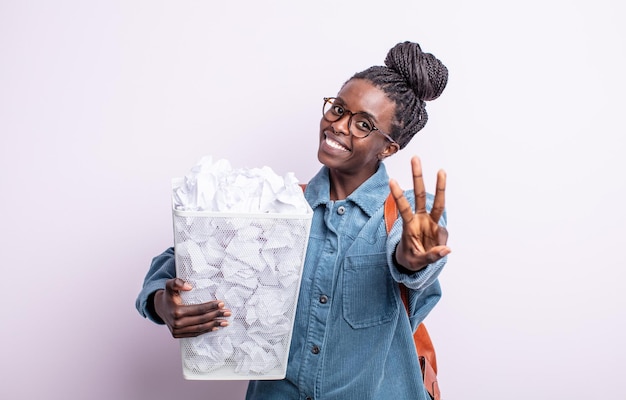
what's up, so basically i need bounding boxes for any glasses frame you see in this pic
[322,97,397,144]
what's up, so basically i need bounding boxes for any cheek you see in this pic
[356,139,386,159]
[319,118,329,133]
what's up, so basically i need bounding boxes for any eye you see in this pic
[331,104,344,116]
[354,116,373,132]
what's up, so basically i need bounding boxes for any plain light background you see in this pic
[1,0,624,399]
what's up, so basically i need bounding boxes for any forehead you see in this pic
[336,79,396,124]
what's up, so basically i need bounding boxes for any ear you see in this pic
[378,142,400,161]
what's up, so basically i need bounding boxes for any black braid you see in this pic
[350,42,448,149]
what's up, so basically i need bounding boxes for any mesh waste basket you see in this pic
[172,204,312,380]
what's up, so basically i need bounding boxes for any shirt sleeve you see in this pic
[135,247,176,324]
[385,193,447,327]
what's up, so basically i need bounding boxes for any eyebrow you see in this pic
[334,96,380,123]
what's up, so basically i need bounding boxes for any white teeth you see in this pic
[325,136,349,152]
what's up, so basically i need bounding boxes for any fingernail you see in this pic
[223,311,232,317]
[220,321,229,327]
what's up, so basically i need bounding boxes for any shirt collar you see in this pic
[304,164,391,218]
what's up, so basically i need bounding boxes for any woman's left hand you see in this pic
[389,156,451,272]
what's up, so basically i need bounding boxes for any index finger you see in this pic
[166,278,192,293]
[389,179,415,224]
[411,156,427,214]
[183,300,227,318]
[194,300,227,315]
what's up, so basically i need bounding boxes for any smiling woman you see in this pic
[137,41,451,400]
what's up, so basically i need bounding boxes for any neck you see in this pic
[327,164,380,200]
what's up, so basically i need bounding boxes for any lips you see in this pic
[324,133,350,152]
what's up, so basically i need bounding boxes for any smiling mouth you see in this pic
[325,134,350,152]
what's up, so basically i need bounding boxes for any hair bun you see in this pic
[384,41,448,101]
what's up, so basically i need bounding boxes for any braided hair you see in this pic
[351,41,448,149]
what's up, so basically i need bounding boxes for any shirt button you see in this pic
[337,205,346,215]
[319,294,328,304]
[311,345,320,354]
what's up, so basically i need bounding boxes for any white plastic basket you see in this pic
[172,204,312,380]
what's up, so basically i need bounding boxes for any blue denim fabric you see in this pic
[136,163,447,400]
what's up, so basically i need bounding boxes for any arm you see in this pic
[136,247,176,323]
[386,156,449,326]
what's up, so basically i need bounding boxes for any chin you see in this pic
[317,152,346,172]
[317,148,334,168]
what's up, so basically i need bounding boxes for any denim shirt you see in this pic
[136,163,447,400]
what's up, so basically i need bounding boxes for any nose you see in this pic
[331,113,352,136]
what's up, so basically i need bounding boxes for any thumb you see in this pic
[430,245,451,259]
[168,278,193,293]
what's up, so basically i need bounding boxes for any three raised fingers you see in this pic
[390,156,447,225]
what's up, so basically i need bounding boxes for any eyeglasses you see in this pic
[322,97,397,144]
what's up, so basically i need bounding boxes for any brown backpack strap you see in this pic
[384,191,396,234]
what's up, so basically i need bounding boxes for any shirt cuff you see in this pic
[386,227,447,291]
[136,279,168,324]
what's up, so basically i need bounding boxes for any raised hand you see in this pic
[153,278,231,338]
[389,156,451,272]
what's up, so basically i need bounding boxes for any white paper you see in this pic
[173,155,309,214]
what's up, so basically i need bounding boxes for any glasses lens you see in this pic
[323,98,341,122]
[351,114,374,138]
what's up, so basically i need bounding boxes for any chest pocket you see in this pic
[342,253,399,329]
